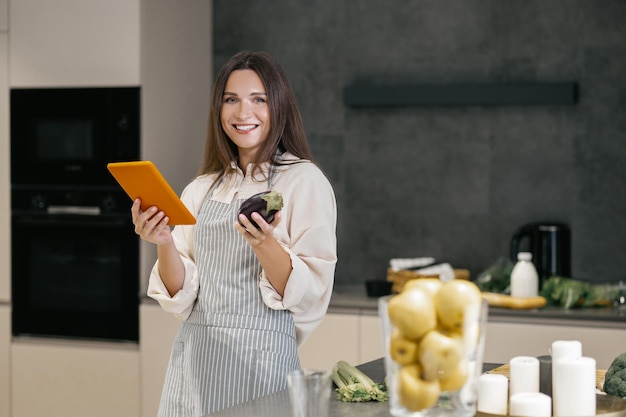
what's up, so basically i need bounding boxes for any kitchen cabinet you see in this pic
[330,288,626,371]
[485,320,626,369]
[139,302,181,417]
[0,0,7,31]
[0,32,9,303]
[11,338,140,417]
[3,1,211,416]
[359,314,386,364]
[298,313,359,370]
[138,0,212,282]
[298,311,385,370]
[9,0,140,87]
[5,0,212,298]
[302,304,626,372]
[0,305,10,417]
[0,31,8,417]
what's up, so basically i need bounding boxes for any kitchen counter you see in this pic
[330,284,626,329]
[207,358,501,417]
[140,285,626,329]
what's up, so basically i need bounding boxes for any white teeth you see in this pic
[235,125,256,131]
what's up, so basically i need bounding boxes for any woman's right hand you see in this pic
[131,198,173,245]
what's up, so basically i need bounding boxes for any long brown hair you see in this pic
[199,51,313,179]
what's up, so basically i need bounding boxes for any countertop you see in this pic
[330,284,626,329]
[141,283,626,328]
[207,358,501,417]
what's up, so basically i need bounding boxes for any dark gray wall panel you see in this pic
[213,0,626,285]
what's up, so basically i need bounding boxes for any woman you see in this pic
[132,51,337,416]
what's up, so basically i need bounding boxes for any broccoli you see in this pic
[540,276,589,308]
[541,276,621,309]
[603,352,626,399]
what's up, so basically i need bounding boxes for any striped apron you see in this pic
[157,177,300,416]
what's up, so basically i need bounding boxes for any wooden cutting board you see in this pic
[481,292,547,309]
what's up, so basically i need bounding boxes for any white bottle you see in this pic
[510,252,539,298]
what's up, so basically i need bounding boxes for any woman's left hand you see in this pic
[236,210,291,295]
[235,211,281,247]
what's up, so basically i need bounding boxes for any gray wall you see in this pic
[213,1,626,285]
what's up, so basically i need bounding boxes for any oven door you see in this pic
[10,87,140,186]
[11,213,139,342]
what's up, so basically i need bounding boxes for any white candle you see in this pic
[553,356,596,417]
[477,373,508,415]
[551,340,582,361]
[551,340,582,400]
[510,392,552,417]
[509,356,539,397]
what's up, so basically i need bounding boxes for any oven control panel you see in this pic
[11,186,132,216]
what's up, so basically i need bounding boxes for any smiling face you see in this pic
[220,69,271,168]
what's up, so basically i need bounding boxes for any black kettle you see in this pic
[510,222,571,285]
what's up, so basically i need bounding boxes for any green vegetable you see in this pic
[331,360,388,402]
[604,352,626,399]
[540,276,620,309]
[540,276,589,308]
[474,257,513,293]
[582,283,620,308]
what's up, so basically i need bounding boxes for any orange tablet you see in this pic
[107,161,196,225]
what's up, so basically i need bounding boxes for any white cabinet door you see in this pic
[0,33,8,303]
[359,314,385,365]
[11,339,140,417]
[298,313,385,371]
[0,0,7,31]
[0,305,10,417]
[10,0,140,87]
[140,303,181,417]
[298,313,359,370]
[485,321,626,369]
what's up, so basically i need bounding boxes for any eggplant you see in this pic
[238,191,283,228]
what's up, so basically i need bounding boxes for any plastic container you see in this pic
[510,252,539,298]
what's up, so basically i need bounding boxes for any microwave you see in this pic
[10,87,140,186]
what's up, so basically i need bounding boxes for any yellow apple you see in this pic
[418,329,464,381]
[387,287,437,341]
[438,360,469,392]
[435,280,482,332]
[389,329,419,365]
[397,363,441,411]
[403,278,442,297]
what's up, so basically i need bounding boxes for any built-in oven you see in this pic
[10,87,140,186]
[11,187,139,342]
[10,86,141,342]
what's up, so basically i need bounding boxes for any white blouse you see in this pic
[147,153,337,346]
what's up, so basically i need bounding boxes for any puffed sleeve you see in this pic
[146,177,212,320]
[259,162,337,345]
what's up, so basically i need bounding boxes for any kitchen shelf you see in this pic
[343,81,578,107]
